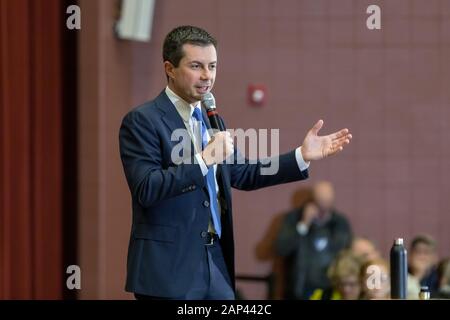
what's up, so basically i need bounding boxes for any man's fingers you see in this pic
[333,135,351,147]
[328,136,350,156]
[330,128,350,140]
[328,145,344,157]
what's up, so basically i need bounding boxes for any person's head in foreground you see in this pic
[327,250,363,300]
[408,234,438,280]
[360,258,390,300]
[351,237,380,263]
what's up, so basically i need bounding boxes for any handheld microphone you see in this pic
[201,93,225,131]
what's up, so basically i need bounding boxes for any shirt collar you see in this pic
[165,86,202,123]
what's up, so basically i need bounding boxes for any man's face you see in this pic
[409,243,437,274]
[165,43,217,104]
[313,182,335,212]
[352,239,380,263]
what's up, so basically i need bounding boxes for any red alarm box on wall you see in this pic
[248,84,267,107]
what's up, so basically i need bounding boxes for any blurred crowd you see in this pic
[257,181,450,300]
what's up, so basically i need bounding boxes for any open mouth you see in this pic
[195,85,210,94]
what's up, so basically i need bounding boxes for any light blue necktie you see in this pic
[192,107,222,238]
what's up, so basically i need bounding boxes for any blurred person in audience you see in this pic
[407,234,439,299]
[310,250,362,300]
[351,237,380,263]
[433,257,450,299]
[360,258,390,300]
[275,181,352,299]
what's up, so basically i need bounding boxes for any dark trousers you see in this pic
[135,240,235,300]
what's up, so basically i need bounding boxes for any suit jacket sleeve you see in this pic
[119,110,206,208]
[217,115,308,190]
[228,148,309,191]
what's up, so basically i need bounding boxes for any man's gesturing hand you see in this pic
[201,131,234,167]
[301,119,352,162]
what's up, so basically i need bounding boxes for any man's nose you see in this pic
[200,68,212,80]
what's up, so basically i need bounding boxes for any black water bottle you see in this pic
[390,238,408,299]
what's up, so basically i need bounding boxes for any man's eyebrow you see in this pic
[189,60,217,65]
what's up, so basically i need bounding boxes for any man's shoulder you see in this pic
[123,91,169,122]
[129,91,167,116]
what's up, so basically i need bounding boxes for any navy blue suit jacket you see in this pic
[119,90,309,297]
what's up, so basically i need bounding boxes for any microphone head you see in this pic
[201,92,216,111]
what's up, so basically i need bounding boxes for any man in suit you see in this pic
[119,25,352,300]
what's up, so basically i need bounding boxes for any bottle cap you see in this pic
[394,238,404,245]
[419,286,430,300]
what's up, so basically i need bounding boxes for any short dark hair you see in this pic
[411,234,437,251]
[162,25,217,68]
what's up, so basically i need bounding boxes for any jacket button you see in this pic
[203,200,210,207]
[200,231,207,238]
[191,185,196,190]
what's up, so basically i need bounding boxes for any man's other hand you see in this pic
[301,120,352,162]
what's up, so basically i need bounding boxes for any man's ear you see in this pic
[164,61,175,81]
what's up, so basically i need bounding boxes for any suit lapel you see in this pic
[156,92,212,199]
[155,91,187,134]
